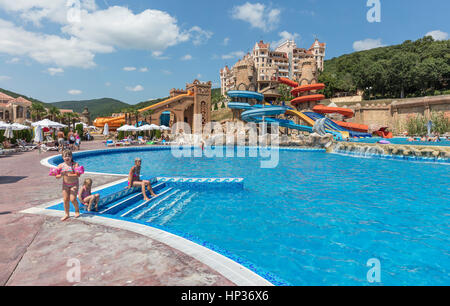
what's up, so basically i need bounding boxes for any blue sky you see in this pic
[0,0,448,104]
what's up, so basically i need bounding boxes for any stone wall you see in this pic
[339,95,450,133]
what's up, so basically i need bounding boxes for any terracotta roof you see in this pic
[59,109,74,113]
[258,40,269,49]
[309,39,326,50]
[0,92,14,101]
[12,96,32,105]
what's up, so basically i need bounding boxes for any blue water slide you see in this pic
[303,112,372,138]
[227,90,264,102]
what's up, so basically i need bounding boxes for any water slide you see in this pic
[278,77,371,138]
[94,91,194,128]
[227,91,345,139]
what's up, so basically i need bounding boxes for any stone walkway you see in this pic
[0,141,234,286]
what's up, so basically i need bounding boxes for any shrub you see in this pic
[431,111,450,134]
[405,114,427,136]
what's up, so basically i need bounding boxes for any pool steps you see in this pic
[95,177,244,225]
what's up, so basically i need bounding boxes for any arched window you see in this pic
[5,110,10,121]
[17,106,24,118]
[26,108,31,119]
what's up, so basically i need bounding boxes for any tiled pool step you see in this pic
[94,177,244,225]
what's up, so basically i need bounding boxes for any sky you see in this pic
[0,0,448,104]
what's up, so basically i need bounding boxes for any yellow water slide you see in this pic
[94,91,194,128]
[285,109,316,126]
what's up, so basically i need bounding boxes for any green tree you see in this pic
[31,102,47,121]
[277,84,294,103]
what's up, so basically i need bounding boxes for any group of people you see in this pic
[407,132,444,142]
[52,150,157,221]
[56,129,81,151]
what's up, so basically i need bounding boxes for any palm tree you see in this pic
[142,110,154,124]
[48,106,60,121]
[31,102,46,121]
[132,109,140,126]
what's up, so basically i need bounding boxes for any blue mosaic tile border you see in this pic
[333,149,450,165]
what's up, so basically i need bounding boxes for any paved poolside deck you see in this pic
[0,140,235,286]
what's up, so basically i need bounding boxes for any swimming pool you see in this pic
[347,137,450,147]
[48,147,450,285]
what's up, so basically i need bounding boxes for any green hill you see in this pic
[319,36,450,99]
[50,98,130,119]
[0,88,49,106]
[2,87,222,119]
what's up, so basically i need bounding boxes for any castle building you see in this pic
[0,92,32,123]
[220,39,326,98]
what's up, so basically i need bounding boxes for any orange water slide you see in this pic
[290,83,325,96]
[333,121,369,133]
[94,91,194,128]
[313,104,354,119]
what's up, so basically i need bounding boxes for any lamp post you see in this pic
[366,86,373,100]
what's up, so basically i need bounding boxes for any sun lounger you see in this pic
[40,144,58,152]
[105,140,115,147]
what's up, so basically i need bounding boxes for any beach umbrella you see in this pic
[103,123,109,136]
[32,119,66,128]
[0,121,10,130]
[118,124,140,132]
[138,124,156,131]
[33,126,43,143]
[160,125,171,131]
[10,123,30,130]
[4,126,13,139]
[74,122,88,129]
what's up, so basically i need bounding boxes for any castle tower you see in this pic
[186,80,212,134]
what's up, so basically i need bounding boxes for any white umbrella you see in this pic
[74,122,87,129]
[32,119,66,128]
[0,121,10,130]
[138,124,156,131]
[103,123,109,136]
[117,124,140,132]
[160,125,171,130]
[10,123,30,130]
[4,126,13,139]
[33,126,43,143]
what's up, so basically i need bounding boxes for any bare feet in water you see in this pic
[61,215,70,221]
[74,212,80,218]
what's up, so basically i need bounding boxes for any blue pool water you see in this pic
[62,148,449,285]
[347,137,450,147]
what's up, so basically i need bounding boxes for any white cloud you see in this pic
[0,18,104,68]
[140,67,148,72]
[105,82,111,86]
[0,0,98,26]
[161,70,172,75]
[197,74,202,78]
[68,89,82,95]
[63,6,190,52]
[223,37,230,46]
[232,2,280,32]
[221,51,245,60]
[426,30,448,41]
[188,26,213,46]
[46,67,64,76]
[152,51,170,60]
[353,38,385,51]
[126,85,144,92]
[0,75,11,81]
[181,54,192,61]
[6,57,20,64]
[123,66,136,71]
[0,4,211,68]
[272,31,300,48]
